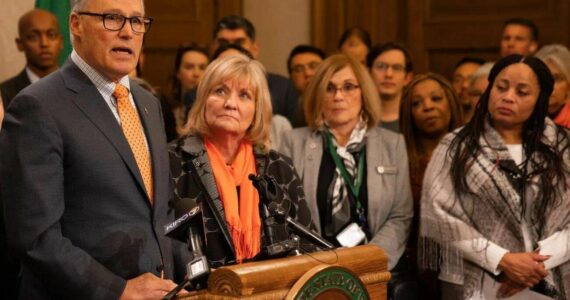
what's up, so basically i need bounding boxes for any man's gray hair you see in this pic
[71,0,145,12]
[71,0,88,12]
[535,44,570,83]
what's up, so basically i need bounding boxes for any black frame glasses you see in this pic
[77,12,153,33]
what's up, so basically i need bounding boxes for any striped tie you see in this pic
[113,84,154,203]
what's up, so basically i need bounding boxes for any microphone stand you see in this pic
[254,175,299,257]
[163,280,191,300]
[164,220,210,300]
[249,174,334,253]
[286,216,334,250]
[165,174,334,299]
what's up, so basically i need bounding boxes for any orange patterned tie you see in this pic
[113,84,154,203]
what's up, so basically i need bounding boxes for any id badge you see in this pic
[336,222,366,247]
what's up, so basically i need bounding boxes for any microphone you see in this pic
[164,199,210,299]
[286,216,334,249]
[165,201,201,242]
[249,174,334,254]
[249,174,299,256]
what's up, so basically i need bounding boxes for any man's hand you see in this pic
[498,252,549,287]
[497,278,526,298]
[119,272,179,300]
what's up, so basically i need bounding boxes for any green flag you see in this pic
[35,0,71,66]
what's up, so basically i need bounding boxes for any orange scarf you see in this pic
[204,138,261,263]
[554,102,570,128]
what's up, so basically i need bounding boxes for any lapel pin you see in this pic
[144,107,148,115]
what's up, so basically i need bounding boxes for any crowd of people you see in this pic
[1,1,570,299]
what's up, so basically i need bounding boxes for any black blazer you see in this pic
[0,60,182,299]
[266,73,298,125]
[0,69,31,108]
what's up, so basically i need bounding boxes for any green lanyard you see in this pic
[323,131,365,208]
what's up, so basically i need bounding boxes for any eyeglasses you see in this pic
[292,61,321,74]
[77,12,153,33]
[374,62,405,73]
[325,83,360,97]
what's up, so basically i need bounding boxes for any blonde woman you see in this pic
[169,54,314,267]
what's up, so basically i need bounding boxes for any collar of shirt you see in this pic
[25,67,41,84]
[71,50,134,124]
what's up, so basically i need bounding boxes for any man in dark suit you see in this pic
[286,44,326,127]
[0,0,186,299]
[0,9,63,107]
[212,15,299,125]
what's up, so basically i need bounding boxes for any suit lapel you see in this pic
[365,129,382,229]
[15,69,31,92]
[303,131,324,233]
[62,61,148,202]
[2,69,31,107]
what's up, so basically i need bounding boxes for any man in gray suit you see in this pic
[0,9,63,107]
[0,0,186,299]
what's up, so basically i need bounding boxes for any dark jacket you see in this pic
[0,69,31,108]
[0,60,182,299]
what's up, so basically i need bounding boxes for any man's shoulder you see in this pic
[1,69,28,88]
[19,69,66,98]
[267,72,290,86]
[22,62,99,101]
[1,69,30,103]
[8,66,81,112]
[0,69,30,97]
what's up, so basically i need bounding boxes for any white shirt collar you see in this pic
[70,50,131,97]
[25,67,41,84]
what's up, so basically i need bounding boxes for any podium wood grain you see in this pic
[179,244,390,299]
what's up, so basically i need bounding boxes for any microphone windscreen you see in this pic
[174,198,199,219]
[165,198,201,241]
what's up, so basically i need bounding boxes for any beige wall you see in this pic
[243,0,310,77]
[0,0,35,82]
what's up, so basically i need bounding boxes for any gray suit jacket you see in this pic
[0,60,182,299]
[280,126,413,269]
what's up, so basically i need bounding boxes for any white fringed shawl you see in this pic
[420,118,570,299]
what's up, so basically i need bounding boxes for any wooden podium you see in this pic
[179,244,390,299]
